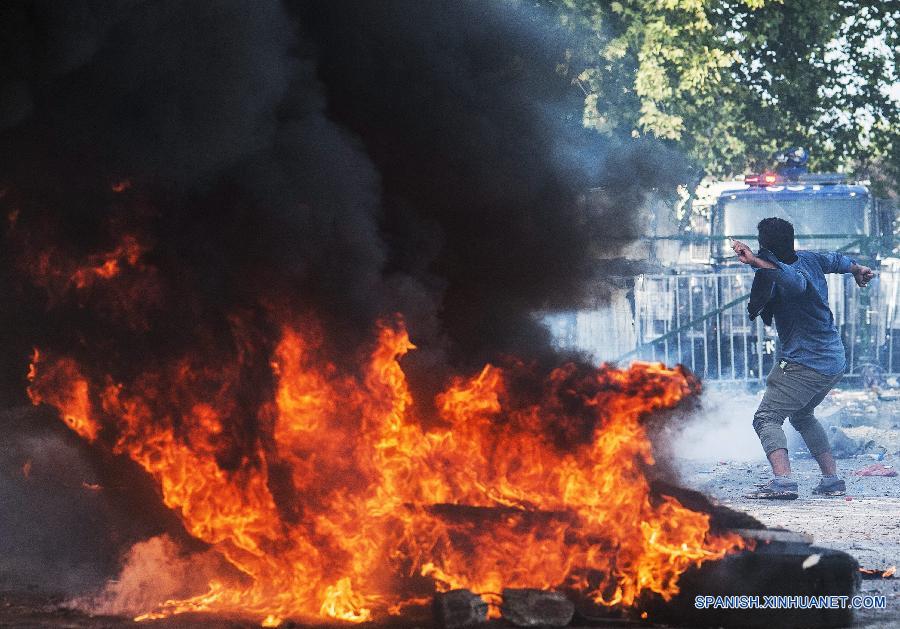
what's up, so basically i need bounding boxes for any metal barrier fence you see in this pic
[631,270,900,384]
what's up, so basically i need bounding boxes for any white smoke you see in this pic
[670,386,767,462]
[77,535,226,616]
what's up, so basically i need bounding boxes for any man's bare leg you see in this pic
[768,447,792,476]
[813,450,837,476]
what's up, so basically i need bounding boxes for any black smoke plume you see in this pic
[0,0,688,588]
[1,0,687,396]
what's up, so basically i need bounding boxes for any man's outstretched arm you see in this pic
[816,251,875,287]
[813,251,874,287]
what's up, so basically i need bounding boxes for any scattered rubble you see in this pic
[433,590,488,629]
[860,566,897,580]
[852,463,898,477]
[828,425,870,458]
[789,387,900,460]
[500,589,574,627]
[820,387,900,430]
[842,425,900,454]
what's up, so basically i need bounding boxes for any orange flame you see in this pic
[70,235,146,289]
[111,179,132,193]
[22,235,151,303]
[28,349,100,442]
[28,320,746,624]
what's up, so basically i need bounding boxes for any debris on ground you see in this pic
[820,423,899,459]
[860,566,897,580]
[500,589,574,627]
[822,389,880,427]
[828,425,870,458]
[852,463,898,477]
[818,387,900,430]
[434,589,488,628]
[841,425,900,455]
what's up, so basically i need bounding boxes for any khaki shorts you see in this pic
[752,360,843,456]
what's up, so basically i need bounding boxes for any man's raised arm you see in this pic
[813,251,874,287]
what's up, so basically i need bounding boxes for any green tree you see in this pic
[546,0,900,189]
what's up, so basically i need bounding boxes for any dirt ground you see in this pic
[676,457,900,628]
[674,381,900,629]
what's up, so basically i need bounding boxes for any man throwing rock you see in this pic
[733,217,874,499]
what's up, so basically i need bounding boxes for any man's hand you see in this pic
[851,264,875,287]
[731,239,757,266]
[731,239,778,269]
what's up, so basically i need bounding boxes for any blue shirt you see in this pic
[756,250,855,375]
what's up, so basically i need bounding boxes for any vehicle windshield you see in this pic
[720,192,867,254]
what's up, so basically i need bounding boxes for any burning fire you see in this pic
[28,350,100,442]
[28,313,746,624]
[69,235,146,290]
[17,233,151,305]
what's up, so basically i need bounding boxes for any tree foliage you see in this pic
[544,0,900,193]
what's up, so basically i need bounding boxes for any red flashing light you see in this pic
[745,172,781,186]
